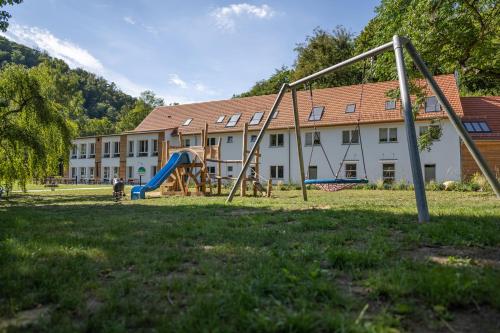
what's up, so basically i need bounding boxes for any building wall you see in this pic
[68,120,462,184]
[461,140,500,180]
[68,137,96,182]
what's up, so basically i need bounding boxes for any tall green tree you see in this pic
[0,0,22,32]
[116,91,164,132]
[234,66,293,98]
[0,63,76,189]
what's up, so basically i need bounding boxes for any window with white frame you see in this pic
[128,166,134,179]
[227,136,233,143]
[305,132,321,146]
[113,167,119,178]
[71,145,77,159]
[71,167,77,178]
[89,167,95,179]
[226,114,241,127]
[249,112,264,125]
[250,135,257,143]
[249,166,256,178]
[79,143,87,158]
[151,165,157,177]
[227,165,233,177]
[308,166,317,179]
[272,110,279,119]
[345,163,357,178]
[342,129,359,144]
[183,118,192,126]
[269,133,284,147]
[113,142,120,157]
[270,165,284,179]
[385,100,396,110]
[345,103,356,113]
[139,140,148,156]
[128,141,134,157]
[184,138,191,147]
[379,128,397,143]
[419,125,441,140]
[382,163,395,183]
[80,167,87,178]
[216,115,225,123]
[308,106,325,121]
[207,166,216,175]
[89,143,95,158]
[424,96,441,112]
[152,139,158,156]
[103,166,110,180]
[207,137,216,146]
[103,142,110,158]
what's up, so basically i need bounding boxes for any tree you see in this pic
[116,91,164,132]
[234,66,293,98]
[0,0,22,32]
[0,63,76,190]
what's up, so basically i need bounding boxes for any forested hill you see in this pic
[0,36,159,136]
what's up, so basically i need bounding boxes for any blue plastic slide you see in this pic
[131,151,190,200]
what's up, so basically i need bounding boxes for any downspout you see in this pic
[288,127,291,184]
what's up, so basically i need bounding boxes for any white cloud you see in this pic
[168,74,188,88]
[210,3,275,31]
[123,16,136,25]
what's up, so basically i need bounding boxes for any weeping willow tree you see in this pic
[0,62,76,191]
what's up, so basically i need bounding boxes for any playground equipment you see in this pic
[227,35,500,223]
[132,123,271,200]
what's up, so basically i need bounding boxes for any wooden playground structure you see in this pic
[158,123,272,197]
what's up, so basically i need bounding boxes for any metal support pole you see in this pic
[404,41,500,198]
[226,83,289,203]
[393,35,430,223]
[291,87,308,201]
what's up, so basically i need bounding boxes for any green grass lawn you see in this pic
[1,189,499,332]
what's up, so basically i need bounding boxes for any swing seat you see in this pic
[304,178,368,185]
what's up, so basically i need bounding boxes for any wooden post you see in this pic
[241,123,248,197]
[254,146,260,197]
[217,137,222,195]
[267,179,272,197]
[291,88,308,201]
[179,132,184,148]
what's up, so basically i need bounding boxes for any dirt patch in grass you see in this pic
[408,245,500,268]
[0,305,50,330]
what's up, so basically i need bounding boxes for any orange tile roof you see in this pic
[133,74,463,134]
[461,96,500,140]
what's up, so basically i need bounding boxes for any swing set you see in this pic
[226,36,500,223]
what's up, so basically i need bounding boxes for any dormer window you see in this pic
[463,121,491,133]
[249,112,264,125]
[385,100,396,110]
[272,110,279,119]
[425,96,441,112]
[345,104,356,113]
[216,115,225,123]
[183,118,192,126]
[308,106,324,121]
[226,113,241,127]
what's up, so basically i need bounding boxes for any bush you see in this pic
[426,180,444,191]
[469,172,491,192]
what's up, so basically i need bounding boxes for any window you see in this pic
[226,114,241,127]
[184,138,191,147]
[79,144,87,158]
[71,167,77,178]
[207,166,216,175]
[345,103,356,113]
[207,137,216,146]
[89,143,95,158]
[379,128,397,143]
[139,140,148,156]
[270,165,284,179]
[463,121,491,133]
[113,142,120,158]
[151,165,157,177]
[382,163,395,183]
[385,100,397,110]
[80,167,87,178]
[424,164,436,182]
[71,145,77,159]
[249,166,256,178]
[308,166,317,179]
[419,125,441,140]
[183,118,192,126]
[103,142,110,158]
[342,130,359,144]
[249,112,264,125]
[272,110,279,119]
[103,167,110,180]
[113,167,119,178]
[270,134,284,147]
[250,135,257,143]
[216,115,225,123]
[89,167,95,179]
[128,141,134,157]
[424,96,441,112]
[128,166,134,179]
[227,165,233,177]
[305,132,321,146]
[152,139,158,156]
[308,106,325,121]
[345,163,357,178]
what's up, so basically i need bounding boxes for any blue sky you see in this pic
[2,0,380,104]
